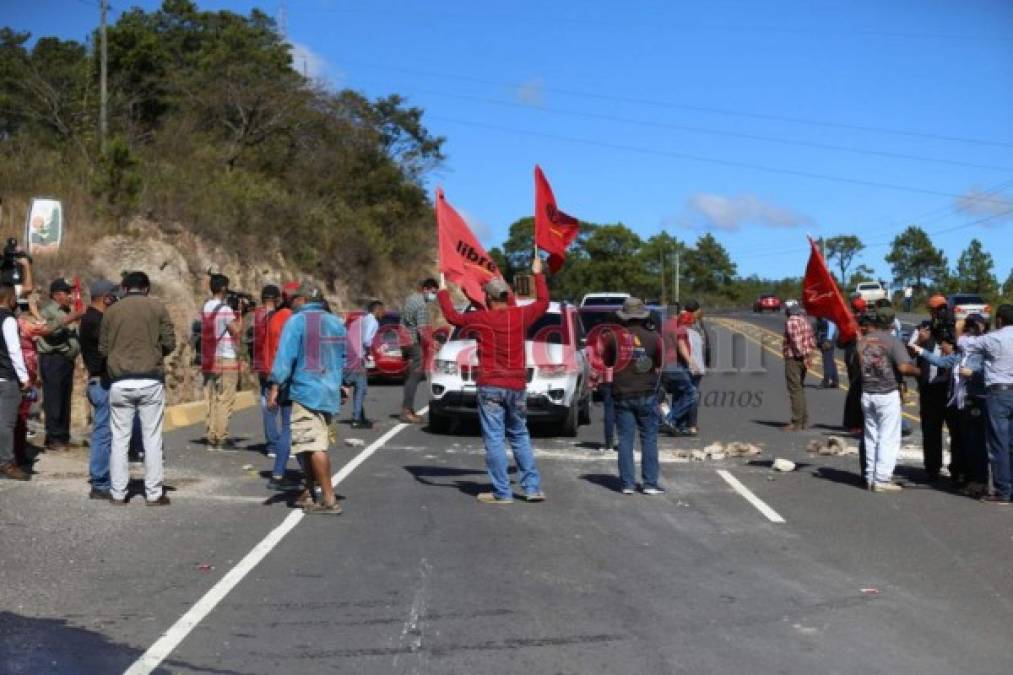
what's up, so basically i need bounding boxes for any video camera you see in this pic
[225,290,256,315]
[930,305,955,343]
[0,238,30,285]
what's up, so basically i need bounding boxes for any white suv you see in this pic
[428,301,591,435]
[854,281,888,303]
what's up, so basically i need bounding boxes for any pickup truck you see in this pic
[854,281,887,303]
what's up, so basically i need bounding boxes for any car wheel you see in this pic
[578,390,591,426]
[560,401,579,437]
[427,410,450,434]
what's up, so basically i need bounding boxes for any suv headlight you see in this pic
[538,364,568,378]
[435,359,458,375]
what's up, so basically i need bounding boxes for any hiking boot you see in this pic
[89,488,112,500]
[146,495,171,506]
[476,492,513,504]
[0,463,30,481]
[304,500,342,515]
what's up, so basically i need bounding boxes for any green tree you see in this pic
[885,225,948,289]
[683,233,737,296]
[823,235,865,282]
[638,232,685,303]
[1003,269,1013,300]
[847,264,875,288]
[955,238,998,296]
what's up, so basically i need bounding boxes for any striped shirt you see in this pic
[783,315,817,359]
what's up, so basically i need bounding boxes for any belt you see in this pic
[987,383,1013,393]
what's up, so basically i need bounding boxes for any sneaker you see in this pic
[89,488,112,501]
[476,492,513,504]
[872,482,902,493]
[642,486,666,496]
[621,486,636,495]
[980,495,1012,505]
[523,492,546,503]
[266,451,277,459]
[350,419,374,430]
[146,495,171,506]
[304,500,343,515]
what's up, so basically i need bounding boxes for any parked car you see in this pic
[854,281,888,303]
[753,294,782,313]
[428,301,591,435]
[947,293,992,322]
[580,292,630,308]
[345,310,408,380]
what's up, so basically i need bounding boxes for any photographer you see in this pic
[38,278,85,451]
[202,273,246,451]
[0,283,31,480]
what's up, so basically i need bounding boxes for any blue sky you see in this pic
[9,0,1013,285]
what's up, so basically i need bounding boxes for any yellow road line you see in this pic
[713,317,921,424]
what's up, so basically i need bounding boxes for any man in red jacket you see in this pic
[437,257,549,504]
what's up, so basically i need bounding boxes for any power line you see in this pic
[426,114,1013,205]
[340,60,1013,150]
[347,77,1013,174]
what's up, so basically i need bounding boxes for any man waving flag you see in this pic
[436,188,503,305]
[802,236,858,344]
[534,165,580,274]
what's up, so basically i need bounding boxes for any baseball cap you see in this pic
[850,297,867,312]
[616,297,650,321]
[292,280,323,301]
[261,284,281,301]
[49,278,73,294]
[89,279,118,299]
[927,294,947,309]
[483,277,510,300]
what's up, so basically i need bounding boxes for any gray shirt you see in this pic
[961,326,1013,387]
[858,330,911,395]
[401,292,429,345]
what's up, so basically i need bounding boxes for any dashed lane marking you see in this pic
[716,469,786,524]
[123,409,427,675]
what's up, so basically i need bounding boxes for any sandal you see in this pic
[303,500,343,515]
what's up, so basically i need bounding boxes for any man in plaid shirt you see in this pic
[782,305,817,431]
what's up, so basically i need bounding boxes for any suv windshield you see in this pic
[582,296,627,307]
[951,294,984,305]
[858,283,880,290]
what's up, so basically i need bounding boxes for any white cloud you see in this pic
[954,188,1013,224]
[515,77,545,107]
[290,41,328,80]
[674,192,814,232]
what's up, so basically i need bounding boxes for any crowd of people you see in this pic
[782,294,1013,503]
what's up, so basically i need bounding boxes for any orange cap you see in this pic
[851,297,867,312]
[927,294,947,309]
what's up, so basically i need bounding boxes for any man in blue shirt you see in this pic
[344,301,383,429]
[268,281,346,515]
[816,317,839,389]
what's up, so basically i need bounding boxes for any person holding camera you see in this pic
[0,284,31,480]
[203,273,245,451]
[78,279,120,500]
[100,272,176,505]
[38,278,85,451]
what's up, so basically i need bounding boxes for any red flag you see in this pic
[435,188,503,305]
[72,276,84,314]
[534,165,580,274]
[802,237,858,344]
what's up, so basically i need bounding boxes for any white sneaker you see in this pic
[873,482,902,493]
[621,487,636,495]
[642,486,666,496]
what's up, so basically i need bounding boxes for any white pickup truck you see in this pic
[854,281,888,303]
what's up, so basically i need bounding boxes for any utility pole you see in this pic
[674,251,681,304]
[99,0,108,153]
[659,251,666,305]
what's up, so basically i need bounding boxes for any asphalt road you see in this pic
[2,311,1011,675]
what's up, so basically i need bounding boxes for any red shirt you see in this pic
[264,308,292,372]
[437,274,549,391]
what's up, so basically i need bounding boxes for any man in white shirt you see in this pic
[344,301,383,429]
[202,274,245,450]
[0,284,31,480]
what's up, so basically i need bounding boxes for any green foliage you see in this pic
[885,225,948,289]
[822,235,865,282]
[1003,269,1013,300]
[955,238,998,296]
[0,1,444,298]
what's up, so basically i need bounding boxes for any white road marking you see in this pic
[716,469,786,524]
[123,415,422,675]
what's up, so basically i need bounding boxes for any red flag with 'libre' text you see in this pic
[802,237,858,344]
[534,165,580,274]
[436,188,503,305]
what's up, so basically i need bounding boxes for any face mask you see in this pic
[424,291,437,303]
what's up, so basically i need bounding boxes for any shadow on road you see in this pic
[403,464,512,497]
[579,473,623,493]
[811,466,866,490]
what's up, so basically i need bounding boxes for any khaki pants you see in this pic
[205,358,238,444]
[785,357,809,427]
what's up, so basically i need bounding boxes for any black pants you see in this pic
[959,398,988,484]
[919,383,960,477]
[40,353,75,445]
[401,344,426,412]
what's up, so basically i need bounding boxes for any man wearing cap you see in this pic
[858,306,920,491]
[437,258,548,504]
[38,278,85,451]
[99,271,176,505]
[960,304,1013,504]
[909,296,958,481]
[78,279,120,499]
[782,305,817,431]
[603,296,664,494]
[267,281,346,514]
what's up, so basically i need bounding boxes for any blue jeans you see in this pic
[477,386,541,499]
[261,381,293,478]
[86,379,111,491]
[821,347,838,385]
[662,369,698,429]
[600,383,615,448]
[615,394,660,490]
[344,370,368,421]
[985,390,1013,499]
